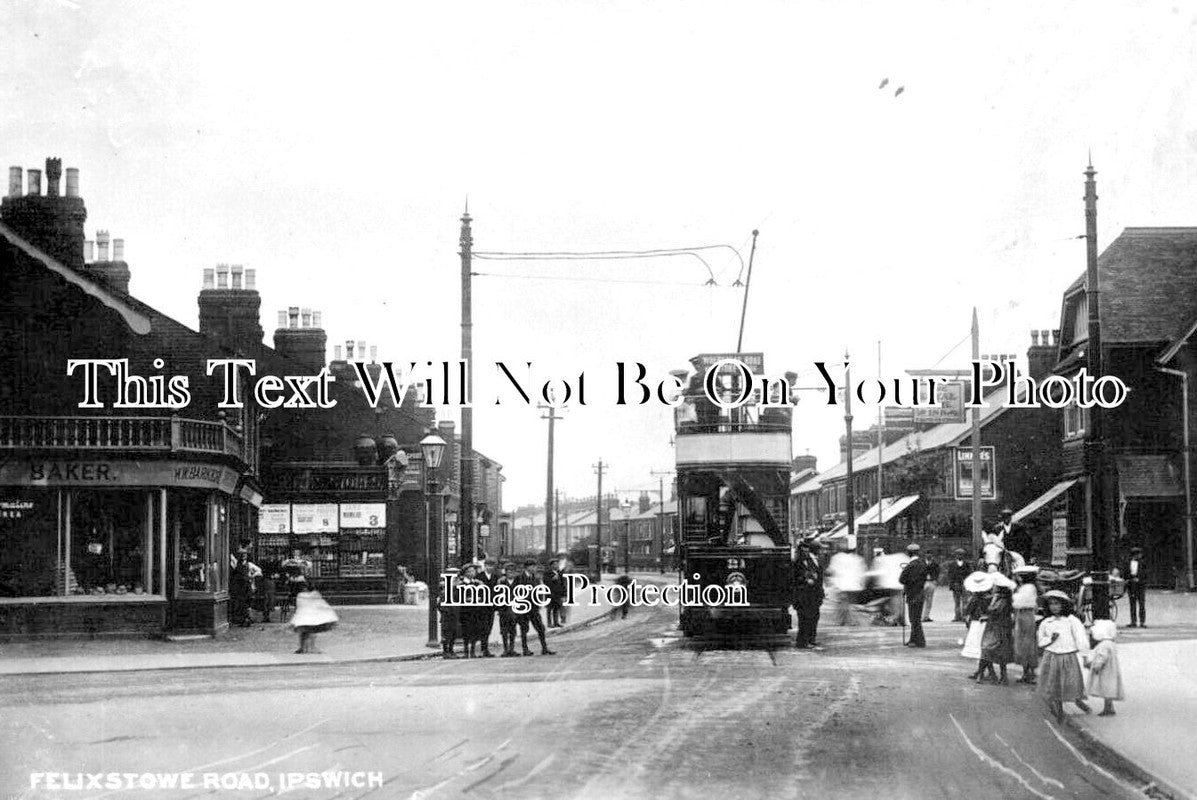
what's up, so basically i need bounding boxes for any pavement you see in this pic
[929,586,1197,800]
[0,573,649,676]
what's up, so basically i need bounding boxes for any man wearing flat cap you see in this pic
[898,543,929,647]
[945,548,970,622]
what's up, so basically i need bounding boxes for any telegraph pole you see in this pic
[651,469,674,571]
[1085,160,1111,619]
[554,488,562,554]
[538,402,563,558]
[844,350,856,549]
[971,308,983,555]
[593,459,607,581]
[459,203,475,561]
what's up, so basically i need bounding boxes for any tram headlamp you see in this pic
[726,571,747,588]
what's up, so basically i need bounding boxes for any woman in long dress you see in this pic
[978,573,1015,684]
[290,583,338,654]
[1012,566,1040,683]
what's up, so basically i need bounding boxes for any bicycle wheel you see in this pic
[1080,599,1094,626]
[1109,598,1118,622]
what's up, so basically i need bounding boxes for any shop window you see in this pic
[173,492,228,594]
[69,490,154,596]
[0,490,58,597]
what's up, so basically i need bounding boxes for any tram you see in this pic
[673,353,795,636]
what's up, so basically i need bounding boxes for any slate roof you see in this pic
[1064,228,1197,345]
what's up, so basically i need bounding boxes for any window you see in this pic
[173,491,228,594]
[1064,403,1088,438]
[0,488,161,599]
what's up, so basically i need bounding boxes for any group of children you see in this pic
[439,560,557,659]
[961,566,1124,723]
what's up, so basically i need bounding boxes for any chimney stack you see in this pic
[198,262,263,351]
[45,158,62,198]
[112,238,124,261]
[65,168,79,198]
[272,303,327,371]
[1026,328,1057,380]
[0,157,87,270]
[96,230,110,261]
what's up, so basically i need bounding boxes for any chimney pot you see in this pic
[370,345,377,363]
[312,310,322,328]
[84,240,94,263]
[300,308,312,328]
[1031,330,1040,346]
[96,230,110,261]
[45,157,62,197]
[215,263,229,289]
[357,341,366,361]
[230,264,243,290]
[334,345,343,361]
[277,310,288,328]
[202,268,215,289]
[7,166,21,198]
[65,167,79,197]
[1051,329,1060,345]
[112,239,124,261]
[244,268,256,290]
[288,306,299,328]
[346,340,355,360]
[27,169,41,196]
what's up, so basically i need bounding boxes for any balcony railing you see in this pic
[0,416,246,461]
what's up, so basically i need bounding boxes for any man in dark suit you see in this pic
[476,558,500,657]
[995,508,1031,559]
[543,559,566,628]
[1123,546,1147,627]
[899,543,929,648]
[945,548,969,622]
[514,561,555,655]
[792,538,825,649]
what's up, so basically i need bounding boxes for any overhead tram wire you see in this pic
[470,271,717,287]
[473,244,746,286]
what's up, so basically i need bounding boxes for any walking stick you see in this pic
[901,590,908,646]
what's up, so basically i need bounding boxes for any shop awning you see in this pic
[854,495,920,528]
[1012,479,1078,523]
[817,523,848,541]
[1116,455,1183,498]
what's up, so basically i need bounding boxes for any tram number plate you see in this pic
[726,558,745,569]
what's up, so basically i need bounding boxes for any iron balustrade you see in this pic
[0,415,245,460]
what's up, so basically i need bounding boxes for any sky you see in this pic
[5,1,1197,508]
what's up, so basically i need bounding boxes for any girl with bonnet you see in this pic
[1086,619,1124,716]
[1012,565,1040,684]
[1037,589,1092,723]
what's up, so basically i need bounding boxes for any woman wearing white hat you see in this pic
[1037,590,1092,722]
[977,573,1016,684]
[960,571,992,672]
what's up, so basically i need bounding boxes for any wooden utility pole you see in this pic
[459,204,475,561]
[538,402,563,558]
[554,488,562,554]
[651,469,674,570]
[1085,160,1111,619]
[971,308,983,555]
[593,459,607,581]
[844,350,856,549]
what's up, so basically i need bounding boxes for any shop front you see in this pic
[0,456,247,638]
[258,464,395,603]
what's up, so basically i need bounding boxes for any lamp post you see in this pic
[622,500,633,573]
[422,431,448,648]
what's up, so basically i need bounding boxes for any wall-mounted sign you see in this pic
[1,459,240,494]
[914,382,966,424]
[1051,512,1068,566]
[0,498,36,521]
[292,503,339,534]
[339,502,386,529]
[954,447,996,500]
[259,504,291,534]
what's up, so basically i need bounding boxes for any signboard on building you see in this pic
[259,504,291,534]
[1,459,240,494]
[914,381,966,424]
[1051,512,1068,566]
[339,502,386,529]
[292,503,339,534]
[954,447,996,500]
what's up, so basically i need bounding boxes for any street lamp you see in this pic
[622,499,633,573]
[422,431,447,648]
